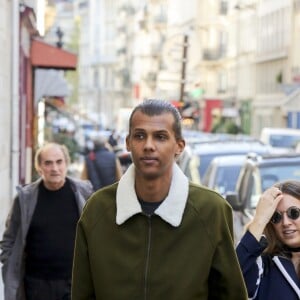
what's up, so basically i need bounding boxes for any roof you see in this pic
[245,153,300,167]
[192,141,269,155]
[211,154,247,166]
[261,127,300,135]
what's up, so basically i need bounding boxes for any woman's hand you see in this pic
[248,186,282,241]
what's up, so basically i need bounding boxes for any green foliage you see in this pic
[52,132,80,163]
[211,117,242,134]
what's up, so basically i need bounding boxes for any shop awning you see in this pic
[34,69,70,103]
[31,38,77,70]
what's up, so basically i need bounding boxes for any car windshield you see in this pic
[198,154,218,178]
[214,165,242,195]
[269,134,300,148]
[250,163,300,208]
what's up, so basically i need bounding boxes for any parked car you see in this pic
[260,127,300,153]
[225,153,300,244]
[191,140,270,181]
[202,154,247,196]
[176,146,201,184]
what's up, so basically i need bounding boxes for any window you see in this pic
[219,0,228,15]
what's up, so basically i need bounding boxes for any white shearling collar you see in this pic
[116,163,189,227]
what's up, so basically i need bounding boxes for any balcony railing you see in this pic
[202,47,226,61]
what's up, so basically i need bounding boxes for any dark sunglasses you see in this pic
[271,206,300,224]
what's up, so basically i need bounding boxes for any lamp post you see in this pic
[56,26,64,48]
[179,33,189,105]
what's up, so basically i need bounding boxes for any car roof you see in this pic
[192,141,269,155]
[210,154,248,166]
[261,127,300,135]
[244,153,300,166]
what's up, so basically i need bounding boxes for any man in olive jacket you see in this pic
[72,99,247,299]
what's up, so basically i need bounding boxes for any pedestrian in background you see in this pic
[0,143,93,300]
[237,180,300,299]
[108,129,119,149]
[72,99,247,300]
[81,134,123,190]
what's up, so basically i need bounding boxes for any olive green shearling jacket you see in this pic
[72,164,247,300]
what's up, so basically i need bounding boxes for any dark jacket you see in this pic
[236,230,300,299]
[72,164,247,300]
[85,147,118,190]
[0,177,93,300]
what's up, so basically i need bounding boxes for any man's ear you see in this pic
[125,135,130,151]
[176,139,185,155]
[36,167,42,176]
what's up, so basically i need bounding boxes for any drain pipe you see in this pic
[10,1,20,199]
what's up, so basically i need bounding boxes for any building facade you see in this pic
[46,0,300,134]
[0,0,13,228]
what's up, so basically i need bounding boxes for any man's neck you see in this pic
[43,180,66,191]
[135,176,171,203]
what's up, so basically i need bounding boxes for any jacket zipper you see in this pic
[144,215,152,300]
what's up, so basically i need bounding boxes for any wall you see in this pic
[0,1,13,224]
[0,1,13,299]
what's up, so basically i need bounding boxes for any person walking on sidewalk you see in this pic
[236,180,300,299]
[81,134,123,190]
[72,99,247,300]
[0,143,93,300]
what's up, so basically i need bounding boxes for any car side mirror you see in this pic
[225,192,243,211]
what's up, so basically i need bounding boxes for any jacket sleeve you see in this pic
[236,230,266,298]
[0,197,21,274]
[72,220,95,300]
[208,200,248,300]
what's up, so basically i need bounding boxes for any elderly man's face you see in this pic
[37,145,68,190]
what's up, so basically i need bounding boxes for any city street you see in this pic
[1,0,300,298]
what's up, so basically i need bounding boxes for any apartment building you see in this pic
[252,0,293,135]
[49,0,300,134]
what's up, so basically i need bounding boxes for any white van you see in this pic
[260,127,300,153]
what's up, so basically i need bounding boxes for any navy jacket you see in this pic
[85,147,117,190]
[236,230,300,299]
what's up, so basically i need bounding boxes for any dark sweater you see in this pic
[25,179,79,279]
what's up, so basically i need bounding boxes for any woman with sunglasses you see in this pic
[236,180,300,299]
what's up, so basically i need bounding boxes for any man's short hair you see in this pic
[93,134,108,148]
[34,143,71,170]
[128,99,183,140]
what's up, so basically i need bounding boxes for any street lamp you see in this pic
[179,34,189,105]
[56,26,64,48]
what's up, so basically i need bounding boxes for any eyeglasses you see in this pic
[271,206,300,224]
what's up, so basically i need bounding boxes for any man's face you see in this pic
[37,145,68,190]
[126,111,185,180]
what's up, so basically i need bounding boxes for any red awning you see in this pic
[30,39,77,70]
